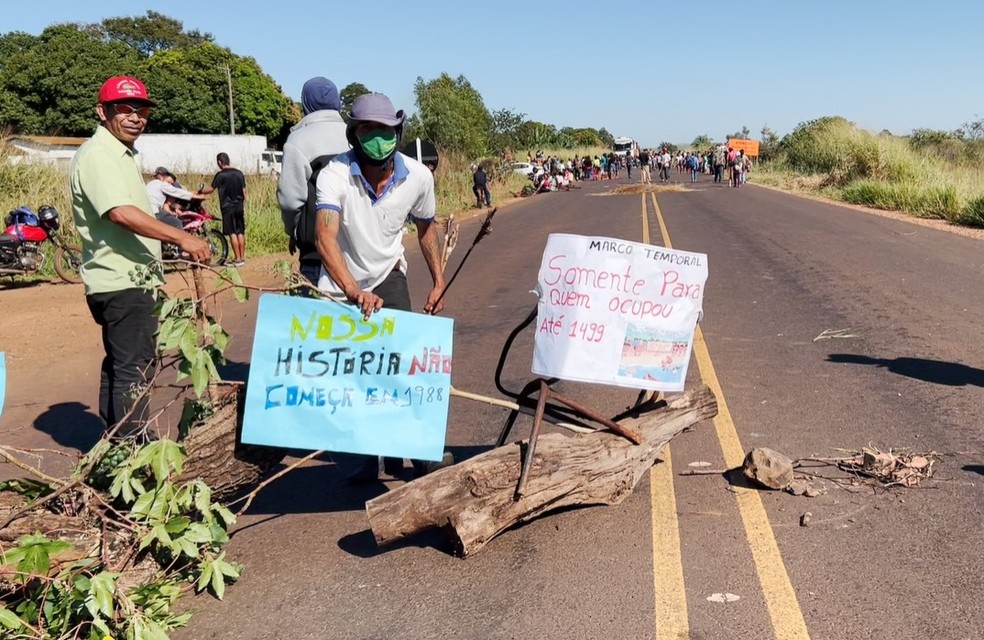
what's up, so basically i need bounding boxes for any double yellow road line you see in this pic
[642,193,811,639]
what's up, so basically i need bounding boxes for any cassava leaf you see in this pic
[182,523,214,545]
[164,516,191,535]
[221,267,249,302]
[88,571,119,619]
[178,537,200,559]
[0,606,23,629]
[211,503,236,527]
[210,562,226,600]
[193,481,212,515]
[179,324,199,362]
[196,561,213,593]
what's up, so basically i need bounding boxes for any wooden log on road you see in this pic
[176,383,285,500]
[366,384,717,556]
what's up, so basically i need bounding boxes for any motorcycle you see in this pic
[159,184,229,265]
[0,205,83,284]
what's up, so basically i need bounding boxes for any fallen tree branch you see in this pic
[0,447,67,486]
[367,384,717,556]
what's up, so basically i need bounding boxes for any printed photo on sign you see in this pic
[617,326,692,386]
[532,234,707,392]
[241,294,454,461]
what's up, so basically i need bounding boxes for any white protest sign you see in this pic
[532,234,707,392]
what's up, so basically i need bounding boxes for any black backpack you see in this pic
[294,154,336,263]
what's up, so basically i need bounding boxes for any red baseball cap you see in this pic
[98,76,157,106]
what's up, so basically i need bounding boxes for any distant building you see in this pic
[4,134,280,175]
[6,136,88,169]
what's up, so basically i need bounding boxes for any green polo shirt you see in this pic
[69,126,162,295]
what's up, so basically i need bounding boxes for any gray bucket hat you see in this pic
[348,93,405,127]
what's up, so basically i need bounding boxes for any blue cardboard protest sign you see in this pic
[241,294,454,461]
[0,352,5,418]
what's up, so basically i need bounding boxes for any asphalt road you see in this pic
[3,167,982,639]
[171,170,983,639]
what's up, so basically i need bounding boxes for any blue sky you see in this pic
[10,1,983,147]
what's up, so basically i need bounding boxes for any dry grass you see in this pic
[598,183,689,196]
[759,119,984,224]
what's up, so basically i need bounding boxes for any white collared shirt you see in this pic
[314,151,435,294]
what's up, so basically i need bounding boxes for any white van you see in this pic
[261,149,283,175]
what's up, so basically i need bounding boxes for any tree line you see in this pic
[0,13,294,141]
[0,12,614,156]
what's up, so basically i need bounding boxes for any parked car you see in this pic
[511,162,536,177]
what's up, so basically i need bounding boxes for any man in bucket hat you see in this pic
[70,75,210,440]
[313,92,451,479]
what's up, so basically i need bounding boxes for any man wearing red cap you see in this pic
[70,75,210,439]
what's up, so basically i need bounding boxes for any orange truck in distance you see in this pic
[727,138,760,157]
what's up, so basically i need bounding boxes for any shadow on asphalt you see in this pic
[236,461,388,515]
[338,527,454,558]
[827,354,984,387]
[723,467,756,488]
[238,445,493,516]
[234,444,500,556]
[963,464,984,476]
[33,401,104,452]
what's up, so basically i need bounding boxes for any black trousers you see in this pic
[372,269,412,312]
[373,270,427,474]
[86,288,157,436]
[299,259,321,290]
[301,264,412,308]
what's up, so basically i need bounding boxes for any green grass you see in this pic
[178,172,288,257]
[840,181,959,219]
[955,194,984,227]
[0,157,71,220]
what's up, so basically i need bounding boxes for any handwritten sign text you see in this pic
[532,234,707,392]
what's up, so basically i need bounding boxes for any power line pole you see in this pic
[224,64,235,135]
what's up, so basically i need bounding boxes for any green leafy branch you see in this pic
[0,259,338,639]
[1,437,241,639]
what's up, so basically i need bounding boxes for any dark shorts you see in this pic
[222,208,245,235]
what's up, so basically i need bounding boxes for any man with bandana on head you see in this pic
[314,93,450,479]
[277,76,350,284]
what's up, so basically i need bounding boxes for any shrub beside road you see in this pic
[754,116,984,226]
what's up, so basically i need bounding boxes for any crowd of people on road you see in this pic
[516,143,754,196]
[633,145,753,187]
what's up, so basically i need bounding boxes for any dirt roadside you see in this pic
[0,196,513,479]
